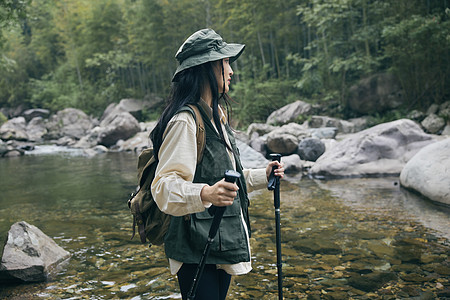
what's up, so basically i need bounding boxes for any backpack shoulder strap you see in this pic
[183,104,206,163]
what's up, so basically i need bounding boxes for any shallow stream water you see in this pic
[0,150,448,299]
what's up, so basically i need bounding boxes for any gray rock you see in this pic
[0,221,70,282]
[309,127,338,139]
[236,139,268,169]
[270,122,309,138]
[309,119,434,178]
[266,100,311,125]
[298,138,325,162]
[400,138,450,205]
[97,112,141,147]
[421,113,445,134]
[281,154,303,174]
[266,133,299,155]
[348,117,369,132]
[266,123,309,155]
[246,123,277,137]
[307,116,355,134]
[348,73,404,115]
[0,117,29,141]
[233,130,249,145]
[0,139,7,156]
[45,108,94,140]
[118,131,152,152]
[83,145,109,157]
[407,110,426,122]
[26,117,47,142]
[248,134,267,156]
[442,123,450,136]
[139,121,158,133]
[22,108,50,122]
[101,98,162,122]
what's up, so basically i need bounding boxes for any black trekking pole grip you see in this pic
[187,170,241,300]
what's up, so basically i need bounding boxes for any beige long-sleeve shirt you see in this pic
[151,102,267,275]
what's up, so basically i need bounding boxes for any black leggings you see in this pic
[177,263,232,300]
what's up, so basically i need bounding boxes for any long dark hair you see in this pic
[150,60,232,160]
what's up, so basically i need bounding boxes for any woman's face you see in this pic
[214,58,233,94]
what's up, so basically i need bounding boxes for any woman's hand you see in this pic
[266,161,285,181]
[200,179,239,207]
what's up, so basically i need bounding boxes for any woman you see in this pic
[150,28,284,300]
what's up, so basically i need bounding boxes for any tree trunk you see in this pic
[257,30,266,67]
[362,0,371,58]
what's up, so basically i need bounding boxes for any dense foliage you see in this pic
[0,0,449,125]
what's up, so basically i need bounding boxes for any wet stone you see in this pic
[436,288,450,298]
[400,273,428,282]
[364,240,395,258]
[322,291,349,300]
[391,263,420,273]
[293,238,342,255]
[347,271,397,292]
[318,278,347,287]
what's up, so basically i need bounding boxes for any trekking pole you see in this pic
[187,170,241,300]
[267,153,283,300]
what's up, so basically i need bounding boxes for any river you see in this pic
[0,148,448,299]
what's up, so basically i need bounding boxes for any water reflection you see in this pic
[0,153,448,299]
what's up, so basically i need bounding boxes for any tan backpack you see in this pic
[128,104,206,246]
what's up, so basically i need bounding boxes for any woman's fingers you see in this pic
[266,161,285,179]
[200,179,238,207]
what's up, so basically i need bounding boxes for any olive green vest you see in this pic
[164,102,251,264]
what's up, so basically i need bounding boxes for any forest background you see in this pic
[0,0,449,128]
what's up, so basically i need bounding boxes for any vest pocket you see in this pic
[218,215,246,251]
[191,213,245,252]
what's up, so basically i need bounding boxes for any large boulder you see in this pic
[97,112,141,147]
[26,117,48,142]
[309,119,434,178]
[45,108,94,140]
[0,221,70,283]
[400,138,450,206]
[101,97,163,122]
[266,100,312,125]
[298,138,325,162]
[0,117,29,141]
[347,73,404,115]
[266,123,309,155]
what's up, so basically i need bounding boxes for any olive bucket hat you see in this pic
[172,28,245,81]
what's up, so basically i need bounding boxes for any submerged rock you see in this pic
[0,221,70,283]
